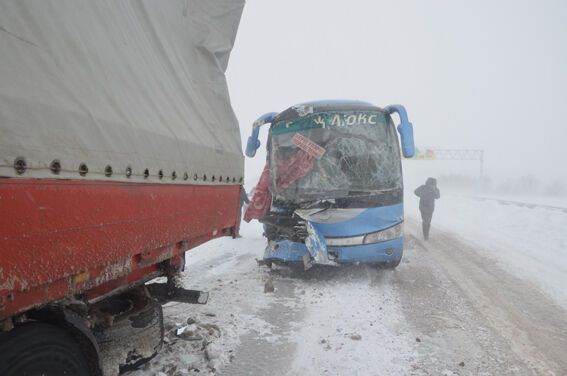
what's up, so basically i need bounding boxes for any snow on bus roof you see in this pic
[274,99,384,123]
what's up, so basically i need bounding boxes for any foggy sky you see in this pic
[227,0,567,186]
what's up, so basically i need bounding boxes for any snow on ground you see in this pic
[288,269,415,376]
[462,193,567,209]
[128,222,272,375]
[128,192,567,375]
[405,192,567,309]
[128,221,417,376]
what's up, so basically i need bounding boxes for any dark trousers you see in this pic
[420,210,433,240]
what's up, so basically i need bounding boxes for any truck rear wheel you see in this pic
[0,322,91,376]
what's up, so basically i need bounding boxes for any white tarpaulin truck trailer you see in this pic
[0,1,245,375]
[0,0,244,183]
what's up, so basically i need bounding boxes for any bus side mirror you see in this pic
[245,128,261,158]
[384,105,415,158]
[245,112,278,158]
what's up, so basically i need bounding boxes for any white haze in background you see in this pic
[226,0,567,195]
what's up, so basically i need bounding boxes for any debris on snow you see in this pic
[264,278,275,293]
[201,323,221,337]
[178,332,203,342]
[204,343,222,361]
[441,370,457,376]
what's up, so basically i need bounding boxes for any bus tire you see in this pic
[0,322,91,376]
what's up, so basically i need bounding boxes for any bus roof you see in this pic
[274,100,384,123]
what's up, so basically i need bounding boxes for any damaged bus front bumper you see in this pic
[262,236,403,268]
[261,205,405,269]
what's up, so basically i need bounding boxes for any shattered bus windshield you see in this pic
[269,111,402,204]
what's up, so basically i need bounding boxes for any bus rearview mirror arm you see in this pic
[245,112,278,158]
[384,105,415,158]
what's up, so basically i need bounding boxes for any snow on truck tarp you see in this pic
[0,0,245,184]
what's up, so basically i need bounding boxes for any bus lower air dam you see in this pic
[245,100,415,269]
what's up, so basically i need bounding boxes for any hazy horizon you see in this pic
[227,0,567,191]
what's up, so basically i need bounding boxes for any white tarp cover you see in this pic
[0,0,245,184]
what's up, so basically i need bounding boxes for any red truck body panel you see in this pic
[0,179,240,320]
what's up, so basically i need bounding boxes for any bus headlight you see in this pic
[325,222,403,247]
[363,223,403,245]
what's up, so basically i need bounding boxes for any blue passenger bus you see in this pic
[245,100,414,269]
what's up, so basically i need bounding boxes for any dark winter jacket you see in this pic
[414,178,440,214]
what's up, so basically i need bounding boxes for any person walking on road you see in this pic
[414,177,440,240]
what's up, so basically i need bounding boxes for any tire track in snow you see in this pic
[221,265,417,376]
[405,219,567,375]
[218,272,304,376]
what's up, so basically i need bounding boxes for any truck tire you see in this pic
[0,322,91,376]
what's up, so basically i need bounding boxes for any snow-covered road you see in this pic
[408,194,567,310]
[128,196,567,376]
